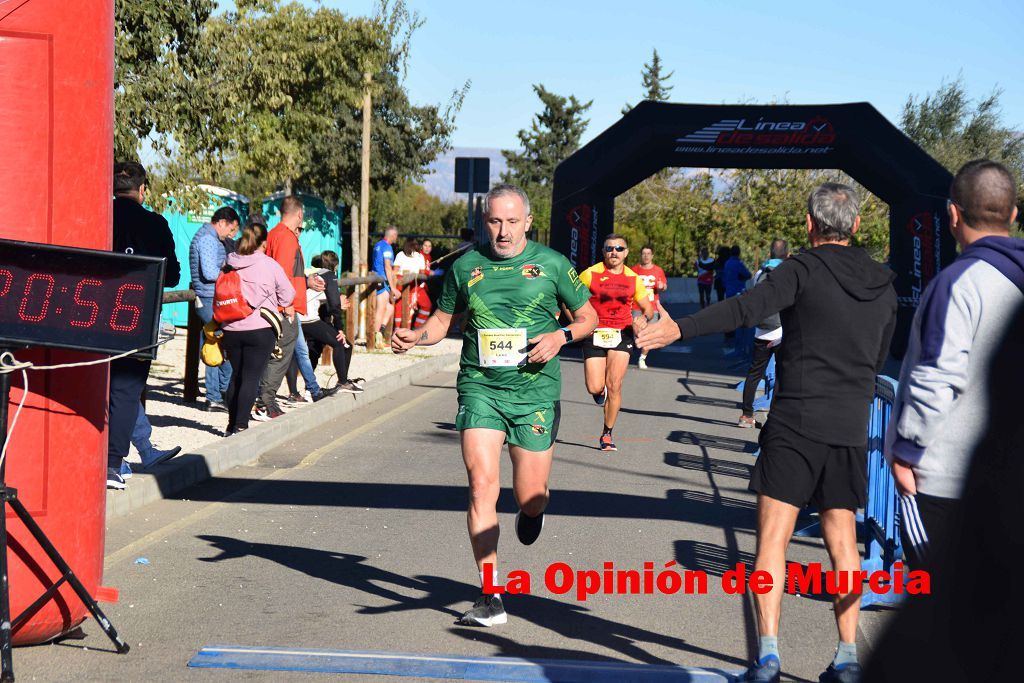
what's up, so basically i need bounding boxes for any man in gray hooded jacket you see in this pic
[885,159,1024,571]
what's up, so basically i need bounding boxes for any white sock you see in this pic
[479,568,498,589]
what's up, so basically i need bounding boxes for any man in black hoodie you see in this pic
[638,183,896,683]
[107,162,181,491]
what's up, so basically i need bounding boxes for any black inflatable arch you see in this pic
[550,101,955,354]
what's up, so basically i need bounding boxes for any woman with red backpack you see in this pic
[218,223,295,435]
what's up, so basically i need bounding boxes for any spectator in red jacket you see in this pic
[255,196,326,419]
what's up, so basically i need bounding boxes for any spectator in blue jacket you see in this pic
[722,245,752,298]
[189,206,241,412]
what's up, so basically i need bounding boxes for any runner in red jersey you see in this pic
[578,234,655,452]
[631,245,667,370]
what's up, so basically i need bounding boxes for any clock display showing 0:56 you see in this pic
[0,238,166,357]
[0,270,144,331]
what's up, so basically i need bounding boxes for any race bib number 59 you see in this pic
[478,328,528,367]
[593,328,623,349]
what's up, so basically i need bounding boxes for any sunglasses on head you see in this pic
[604,245,627,253]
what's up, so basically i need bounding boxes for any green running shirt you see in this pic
[438,241,591,404]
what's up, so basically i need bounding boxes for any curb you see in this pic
[105,353,461,520]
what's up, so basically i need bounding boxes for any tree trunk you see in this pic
[360,72,372,277]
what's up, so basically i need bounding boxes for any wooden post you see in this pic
[359,71,372,336]
[401,281,415,330]
[345,280,358,344]
[183,301,202,403]
[384,296,395,344]
[349,202,359,300]
[365,286,377,351]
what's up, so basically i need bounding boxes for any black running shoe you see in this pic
[738,657,781,682]
[106,467,126,491]
[818,663,861,683]
[515,510,545,545]
[456,594,507,627]
[593,386,607,406]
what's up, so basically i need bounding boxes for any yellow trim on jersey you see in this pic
[579,262,648,304]
[578,262,599,288]
[622,266,651,304]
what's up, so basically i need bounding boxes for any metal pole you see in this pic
[466,159,475,240]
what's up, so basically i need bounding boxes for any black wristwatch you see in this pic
[561,326,573,344]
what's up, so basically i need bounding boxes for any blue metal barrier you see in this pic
[861,375,903,608]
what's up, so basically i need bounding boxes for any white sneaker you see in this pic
[638,355,648,370]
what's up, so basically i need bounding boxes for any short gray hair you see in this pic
[808,183,859,241]
[485,183,531,216]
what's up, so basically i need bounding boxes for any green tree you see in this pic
[372,182,465,233]
[615,167,891,276]
[147,0,464,211]
[114,0,215,161]
[502,85,591,240]
[902,76,1024,181]
[623,48,674,114]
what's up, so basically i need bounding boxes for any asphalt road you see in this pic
[15,306,892,682]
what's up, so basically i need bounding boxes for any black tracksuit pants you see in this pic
[742,338,776,417]
[223,327,276,430]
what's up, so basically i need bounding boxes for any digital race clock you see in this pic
[0,239,166,359]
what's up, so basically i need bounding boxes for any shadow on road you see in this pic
[676,395,742,410]
[195,534,749,671]
[173,483,760,531]
[664,452,752,480]
[668,431,759,455]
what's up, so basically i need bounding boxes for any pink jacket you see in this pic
[221,251,295,332]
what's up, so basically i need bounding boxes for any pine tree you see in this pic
[642,48,674,102]
[502,85,591,241]
[502,85,591,189]
[623,48,674,114]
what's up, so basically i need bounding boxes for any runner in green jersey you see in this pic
[392,184,597,627]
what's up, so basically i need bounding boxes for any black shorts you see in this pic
[749,419,867,511]
[582,327,634,359]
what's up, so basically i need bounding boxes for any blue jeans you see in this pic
[293,326,321,394]
[196,297,232,403]
[132,401,153,456]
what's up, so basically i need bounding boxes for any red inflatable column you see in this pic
[0,0,115,645]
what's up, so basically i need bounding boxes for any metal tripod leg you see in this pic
[0,485,131,681]
[5,491,130,659]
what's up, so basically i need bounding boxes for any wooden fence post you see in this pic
[365,286,377,350]
[183,300,202,403]
[345,278,358,349]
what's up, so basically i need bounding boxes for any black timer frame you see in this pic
[0,240,166,680]
[0,238,166,361]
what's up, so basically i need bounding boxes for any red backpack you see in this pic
[212,266,255,324]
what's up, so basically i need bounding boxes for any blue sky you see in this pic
[324,0,1023,150]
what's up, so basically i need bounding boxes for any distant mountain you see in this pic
[419,147,508,202]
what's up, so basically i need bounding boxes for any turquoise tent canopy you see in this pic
[262,192,344,269]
